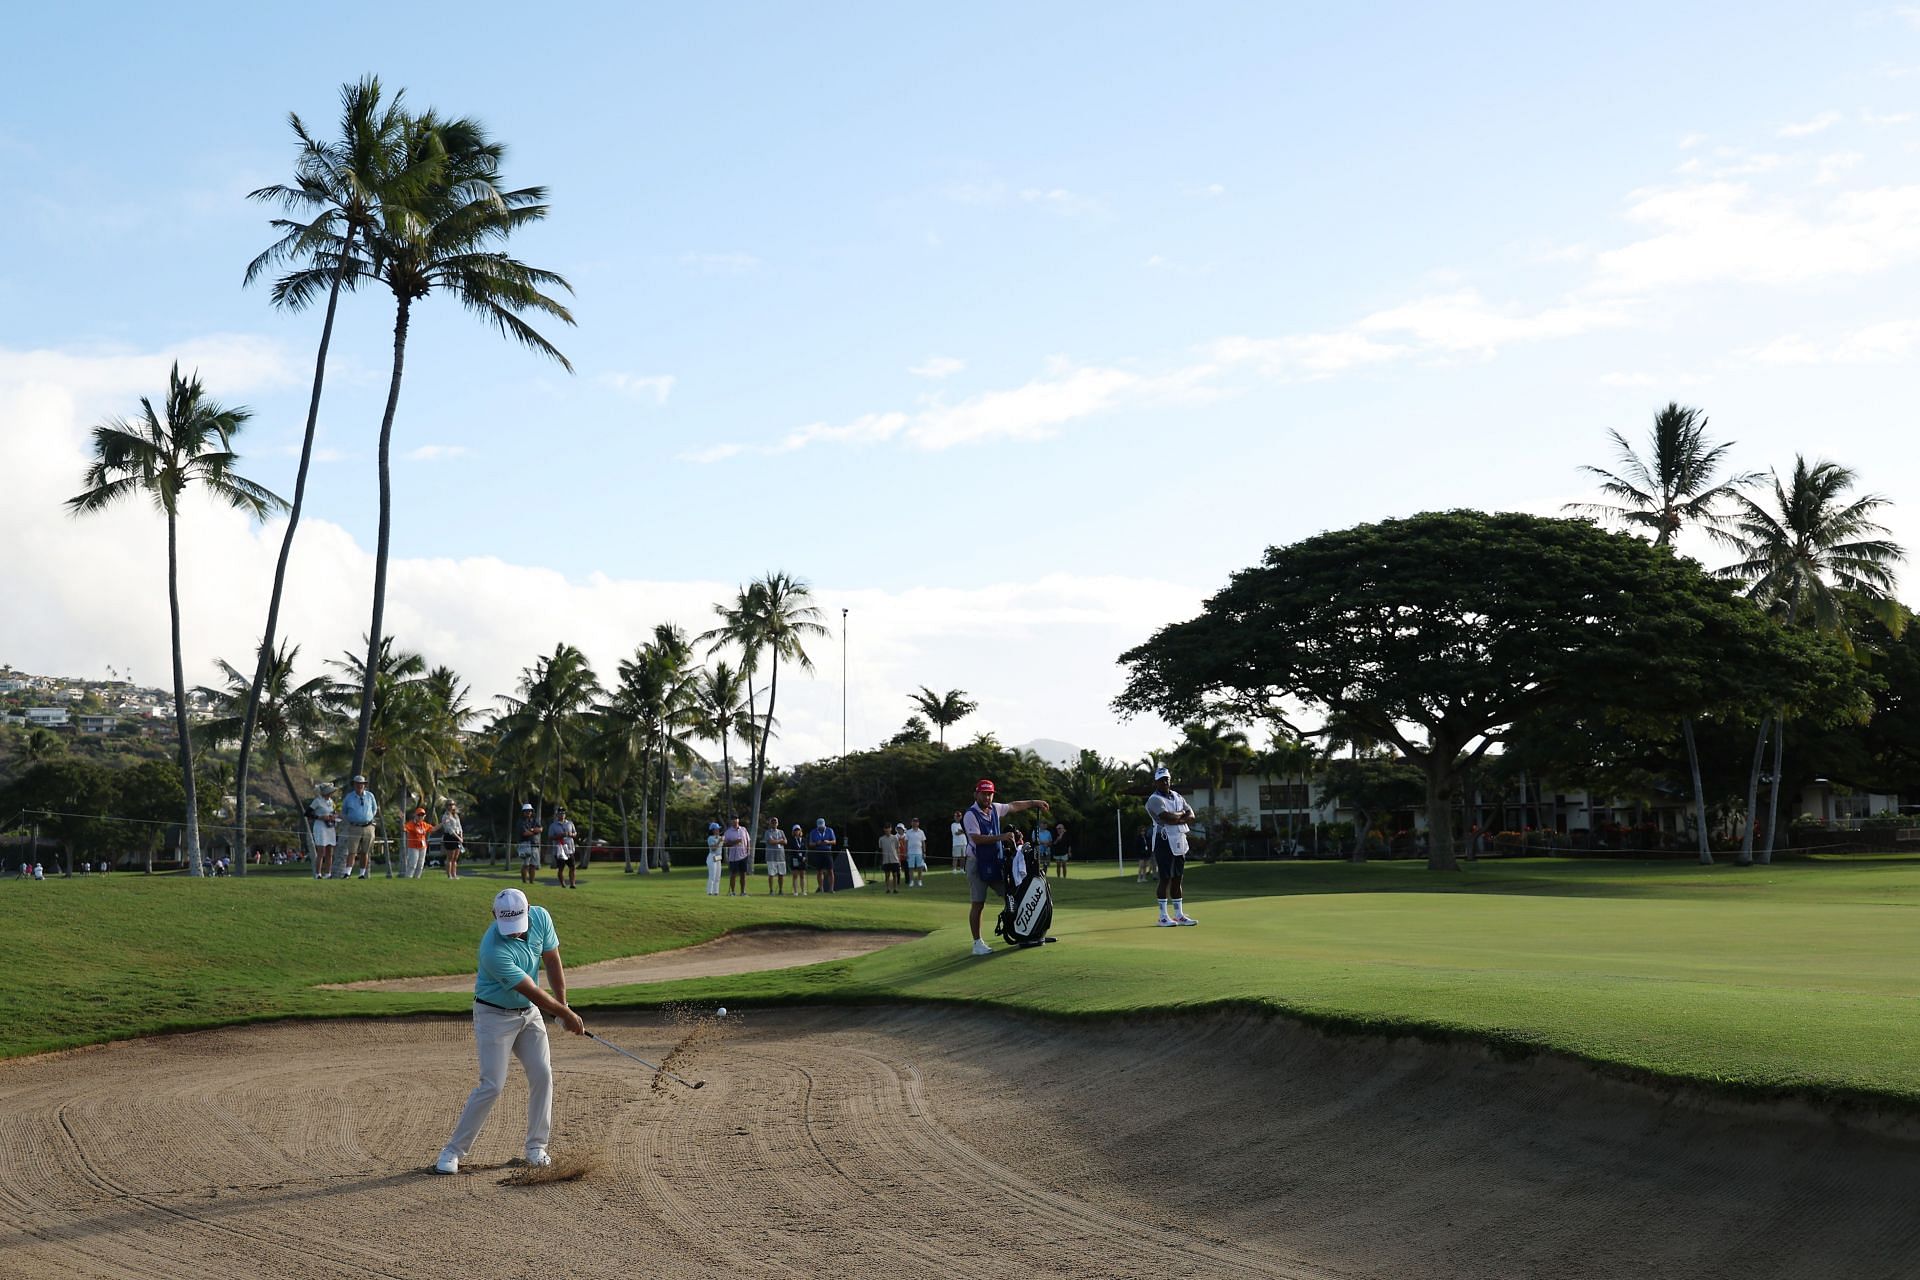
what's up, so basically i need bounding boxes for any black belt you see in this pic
[474,998,520,1011]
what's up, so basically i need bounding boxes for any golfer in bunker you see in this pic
[433,888,586,1174]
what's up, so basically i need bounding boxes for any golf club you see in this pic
[586,1031,706,1090]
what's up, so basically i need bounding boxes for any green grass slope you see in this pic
[12,857,1919,1105]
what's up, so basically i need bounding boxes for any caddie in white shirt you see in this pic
[307,782,339,879]
[1145,766,1199,926]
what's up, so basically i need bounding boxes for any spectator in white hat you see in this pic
[307,781,339,879]
[433,888,585,1175]
[338,775,378,880]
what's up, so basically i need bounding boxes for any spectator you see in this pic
[439,801,465,879]
[705,822,723,896]
[722,816,751,896]
[547,806,578,890]
[1052,822,1073,877]
[902,817,928,888]
[950,811,967,874]
[1033,820,1053,871]
[789,824,809,896]
[308,781,339,879]
[517,804,541,886]
[878,825,901,894]
[763,817,789,896]
[807,818,837,893]
[339,775,378,880]
[403,807,434,880]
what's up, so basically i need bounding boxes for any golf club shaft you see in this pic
[587,1031,705,1090]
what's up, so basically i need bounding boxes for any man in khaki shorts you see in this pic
[339,775,378,879]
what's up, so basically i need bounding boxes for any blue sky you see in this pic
[4,3,1919,762]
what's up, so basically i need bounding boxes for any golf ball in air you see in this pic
[716,1007,728,1017]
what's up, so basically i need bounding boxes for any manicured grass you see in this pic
[12,856,1920,1107]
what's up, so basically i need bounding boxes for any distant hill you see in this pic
[1013,738,1082,769]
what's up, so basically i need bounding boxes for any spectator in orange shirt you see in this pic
[403,807,434,880]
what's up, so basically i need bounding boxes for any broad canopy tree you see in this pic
[1117,511,1854,870]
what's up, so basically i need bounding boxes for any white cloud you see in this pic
[1201,183,1227,197]
[405,444,469,462]
[679,251,760,275]
[1863,109,1915,125]
[1817,151,1866,184]
[1678,132,1708,150]
[1778,110,1843,138]
[1587,181,1920,294]
[600,372,676,403]
[1744,319,1920,365]
[908,356,965,379]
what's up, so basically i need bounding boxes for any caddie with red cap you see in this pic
[960,778,1049,956]
[432,888,586,1176]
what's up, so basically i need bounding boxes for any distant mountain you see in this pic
[1014,738,1082,769]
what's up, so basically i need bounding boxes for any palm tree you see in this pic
[1568,405,1757,864]
[346,110,575,781]
[67,365,284,876]
[704,573,828,850]
[318,637,448,874]
[626,625,702,868]
[1169,720,1254,792]
[199,641,334,862]
[1258,733,1321,854]
[693,661,754,820]
[908,686,978,748]
[235,76,418,874]
[496,644,601,818]
[1717,457,1905,864]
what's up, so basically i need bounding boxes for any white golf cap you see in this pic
[351,775,367,784]
[318,782,335,793]
[493,888,530,934]
[1153,766,1171,780]
[521,802,534,810]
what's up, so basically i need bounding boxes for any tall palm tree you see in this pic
[67,365,284,876]
[741,574,826,844]
[496,644,601,817]
[235,76,419,873]
[346,110,575,780]
[908,686,978,748]
[1258,732,1321,853]
[1567,403,1761,545]
[627,625,702,867]
[1170,720,1254,792]
[693,661,753,820]
[318,637,444,874]
[199,641,334,861]
[1568,404,1758,864]
[1718,457,1905,864]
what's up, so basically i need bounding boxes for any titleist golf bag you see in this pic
[994,847,1054,947]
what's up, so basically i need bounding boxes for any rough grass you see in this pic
[10,855,1920,1106]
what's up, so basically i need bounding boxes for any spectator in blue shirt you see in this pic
[807,819,837,893]
[339,775,379,880]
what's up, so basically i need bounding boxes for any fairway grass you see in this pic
[13,857,1920,1108]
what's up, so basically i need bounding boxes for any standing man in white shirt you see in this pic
[902,817,928,888]
[308,781,339,879]
[763,817,789,896]
[950,811,967,874]
[1146,766,1199,926]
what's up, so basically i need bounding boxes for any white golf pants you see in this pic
[403,847,426,878]
[706,854,722,894]
[439,1002,552,1162]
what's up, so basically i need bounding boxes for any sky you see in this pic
[4,2,1920,765]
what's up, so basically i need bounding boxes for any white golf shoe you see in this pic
[432,1153,459,1175]
[525,1150,552,1168]
[971,939,992,956]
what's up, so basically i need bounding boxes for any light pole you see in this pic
[841,607,849,759]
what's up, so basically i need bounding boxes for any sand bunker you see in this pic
[1,1008,1915,1279]
[326,927,922,992]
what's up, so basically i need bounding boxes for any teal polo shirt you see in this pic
[474,905,558,1008]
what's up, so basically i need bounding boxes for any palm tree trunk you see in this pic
[278,754,317,867]
[619,793,631,873]
[234,237,355,880]
[636,737,653,874]
[1682,717,1712,865]
[655,743,671,871]
[352,295,411,780]
[167,513,203,877]
[1737,715,1770,866]
[747,656,778,856]
[1761,713,1786,864]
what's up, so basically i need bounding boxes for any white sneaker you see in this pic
[525,1150,551,1168]
[1156,917,1177,927]
[971,939,992,956]
[1174,914,1198,926]
[432,1153,459,1175]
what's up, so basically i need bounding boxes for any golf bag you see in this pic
[994,848,1054,947]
